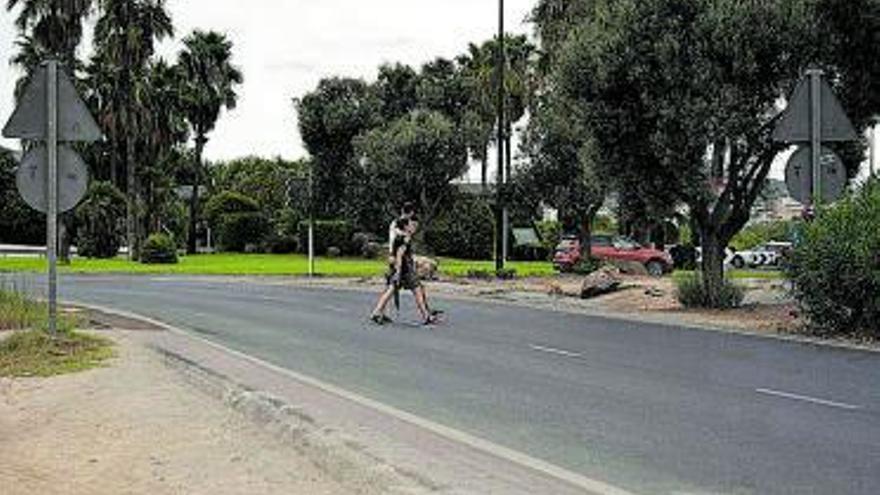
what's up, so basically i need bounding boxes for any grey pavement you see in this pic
[11,273,880,494]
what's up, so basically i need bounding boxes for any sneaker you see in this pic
[370,314,386,325]
[381,315,393,324]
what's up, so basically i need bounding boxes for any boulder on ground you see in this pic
[580,266,622,299]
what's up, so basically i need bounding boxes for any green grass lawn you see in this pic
[0,253,783,280]
[0,329,115,377]
[0,286,115,377]
[0,253,558,278]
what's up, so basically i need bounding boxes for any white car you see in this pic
[729,241,792,269]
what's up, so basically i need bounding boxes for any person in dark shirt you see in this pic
[369,217,439,325]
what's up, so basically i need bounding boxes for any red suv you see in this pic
[553,235,674,277]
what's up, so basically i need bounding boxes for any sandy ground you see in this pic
[0,332,354,495]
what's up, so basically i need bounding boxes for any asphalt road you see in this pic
[16,274,880,494]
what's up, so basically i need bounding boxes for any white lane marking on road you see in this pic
[756,388,862,411]
[530,344,583,359]
[73,302,635,495]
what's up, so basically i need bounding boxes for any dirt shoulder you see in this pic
[0,331,355,495]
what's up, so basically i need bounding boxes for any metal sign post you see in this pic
[46,61,59,335]
[494,0,506,272]
[2,60,102,336]
[808,69,823,209]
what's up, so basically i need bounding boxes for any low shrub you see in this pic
[141,233,178,264]
[263,234,299,254]
[362,241,383,259]
[786,179,880,337]
[675,272,744,309]
[352,232,380,257]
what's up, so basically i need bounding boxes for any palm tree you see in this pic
[458,35,535,188]
[7,0,93,69]
[93,0,173,258]
[178,30,243,254]
[140,59,189,235]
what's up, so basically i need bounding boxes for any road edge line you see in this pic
[72,301,636,495]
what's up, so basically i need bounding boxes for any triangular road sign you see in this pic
[772,75,858,143]
[2,63,103,142]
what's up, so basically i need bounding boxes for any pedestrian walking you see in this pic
[370,217,440,326]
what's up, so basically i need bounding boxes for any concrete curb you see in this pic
[73,301,636,495]
[153,346,436,495]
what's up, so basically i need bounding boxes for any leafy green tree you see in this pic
[210,156,309,227]
[415,58,471,126]
[0,148,44,245]
[375,63,420,122]
[555,0,880,306]
[518,94,605,256]
[355,110,469,235]
[177,29,243,254]
[295,77,381,218]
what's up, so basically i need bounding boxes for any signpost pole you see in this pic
[494,0,505,272]
[46,60,58,336]
[308,161,315,278]
[808,68,823,209]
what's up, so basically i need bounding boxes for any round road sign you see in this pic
[785,145,847,204]
[16,144,89,214]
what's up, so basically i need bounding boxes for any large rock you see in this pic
[415,256,439,280]
[580,266,622,299]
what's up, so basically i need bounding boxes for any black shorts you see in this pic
[387,266,421,291]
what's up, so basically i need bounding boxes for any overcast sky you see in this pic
[1,0,536,174]
[1,1,874,181]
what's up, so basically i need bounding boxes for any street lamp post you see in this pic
[495,0,506,272]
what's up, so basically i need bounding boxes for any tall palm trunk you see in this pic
[187,135,207,254]
[126,132,137,260]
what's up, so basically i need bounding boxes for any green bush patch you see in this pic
[675,271,745,309]
[0,330,115,377]
[786,179,880,337]
[141,233,179,264]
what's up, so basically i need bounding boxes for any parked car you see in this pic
[553,235,674,276]
[729,241,792,269]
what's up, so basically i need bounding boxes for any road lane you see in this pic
[14,274,880,494]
